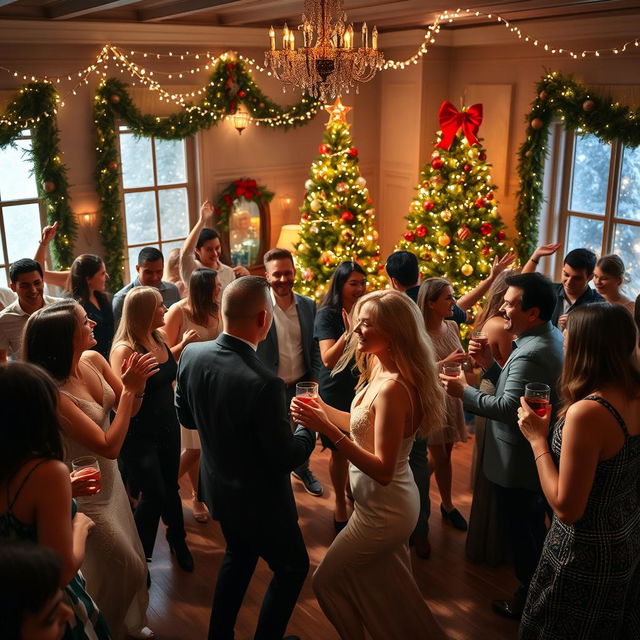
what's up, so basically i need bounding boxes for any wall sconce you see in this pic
[232,109,250,135]
[276,224,301,253]
[279,195,293,215]
[77,211,98,246]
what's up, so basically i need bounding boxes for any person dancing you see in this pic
[292,289,446,640]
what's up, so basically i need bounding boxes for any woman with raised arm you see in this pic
[24,299,157,640]
[313,261,367,531]
[0,362,110,640]
[593,254,635,314]
[164,267,221,522]
[292,290,447,639]
[110,286,194,573]
[518,303,640,638]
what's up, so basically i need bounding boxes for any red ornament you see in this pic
[403,231,415,242]
[225,78,233,89]
[423,201,435,212]
[302,213,310,220]
[366,198,373,204]
[482,247,491,256]
[463,163,472,172]
[474,197,487,209]
[416,224,427,237]
[348,147,358,157]
[341,211,354,222]
[238,89,247,98]
[259,102,265,108]
[457,226,471,241]
[431,157,444,170]
[319,144,331,154]
[107,161,118,172]
[109,94,121,104]
[497,230,506,241]
[486,191,494,201]
[478,151,487,162]
[480,223,493,236]
[43,181,56,193]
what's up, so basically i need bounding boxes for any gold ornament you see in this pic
[440,210,452,222]
[438,234,451,247]
[461,263,474,276]
[341,228,355,241]
[336,182,348,193]
[530,117,544,130]
[448,158,457,168]
[310,199,321,212]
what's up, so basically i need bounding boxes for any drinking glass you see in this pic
[71,456,102,495]
[442,363,462,377]
[524,383,551,417]
[296,381,318,405]
[471,330,488,346]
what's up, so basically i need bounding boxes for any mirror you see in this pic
[229,198,261,267]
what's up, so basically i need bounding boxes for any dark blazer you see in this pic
[175,333,315,524]
[550,282,603,327]
[463,321,564,492]
[256,293,321,380]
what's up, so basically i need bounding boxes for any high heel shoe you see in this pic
[333,516,348,533]
[191,491,209,523]
[166,535,194,572]
[440,504,468,531]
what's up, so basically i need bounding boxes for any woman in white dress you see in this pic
[164,268,222,522]
[593,254,635,314]
[291,289,447,640]
[24,299,158,640]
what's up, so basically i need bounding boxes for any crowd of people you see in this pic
[1,201,640,640]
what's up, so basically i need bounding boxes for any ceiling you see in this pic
[0,0,639,31]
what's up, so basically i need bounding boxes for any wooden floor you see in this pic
[147,436,520,640]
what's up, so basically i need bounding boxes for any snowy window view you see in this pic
[0,131,43,285]
[118,126,191,282]
[565,132,640,298]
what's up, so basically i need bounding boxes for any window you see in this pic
[118,126,195,281]
[557,131,640,298]
[0,131,44,285]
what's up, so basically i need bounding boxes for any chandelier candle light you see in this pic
[265,0,384,100]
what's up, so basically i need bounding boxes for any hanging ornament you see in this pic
[431,150,441,159]
[336,182,348,193]
[43,181,56,193]
[310,199,321,212]
[497,230,507,241]
[320,251,333,266]
[463,163,472,172]
[341,211,354,222]
[530,117,544,130]
[478,151,487,161]
[403,231,415,242]
[461,263,474,276]
[310,225,319,234]
[474,197,487,209]
[356,176,367,188]
[341,228,355,241]
[480,222,493,235]
[237,89,247,98]
[431,176,443,190]
[305,179,314,190]
[431,157,445,170]
[348,147,358,157]
[319,144,331,154]
[481,247,491,256]
[301,213,310,220]
[440,210,452,222]
[420,250,431,261]
[486,191,495,201]
[423,200,435,212]
[304,268,314,282]
[438,234,451,247]
[110,94,121,104]
[416,224,427,238]
[457,226,471,241]
[582,99,595,112]
[538,90,549,101]
[107,161,118,172]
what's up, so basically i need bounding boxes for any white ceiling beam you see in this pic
[138,0,241,22]
[46,0,141,20]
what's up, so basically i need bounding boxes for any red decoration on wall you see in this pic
[436,101,483,150]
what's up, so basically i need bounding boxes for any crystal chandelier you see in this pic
[265,0,384,100]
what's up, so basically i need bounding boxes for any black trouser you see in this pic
[285,383,310,475]
[494,484,548,603]
[120,427,186,559]
[209,517,309,640]
[409,437,430,537]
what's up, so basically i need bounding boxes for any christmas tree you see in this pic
[396,101,508,291]
[294,98,385,301]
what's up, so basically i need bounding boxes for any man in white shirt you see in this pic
[0,259,63,363]
[257,248,323,497]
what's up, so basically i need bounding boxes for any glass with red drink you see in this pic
[524,383,551,417]
[471,330,488,347]
[442,363,462,377]
[71,456,101,496]
[296,381,318,405]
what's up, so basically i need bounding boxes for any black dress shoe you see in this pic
[409,533,431,559]
[166,535,194,572]
[333,517,348,533]
[440,504,468,531]
[491,599,523,620]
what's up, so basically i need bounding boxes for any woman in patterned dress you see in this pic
[518,303,640,639]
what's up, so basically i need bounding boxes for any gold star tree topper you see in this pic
[324,97,352,126]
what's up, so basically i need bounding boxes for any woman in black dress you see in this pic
[518,303,640,638]
[314,261,367,531]
[110,286,193,572]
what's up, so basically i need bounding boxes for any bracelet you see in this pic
[535,450,551,462]
[531,258,539,265]
[134,392,145,399]
[333,433,348,447]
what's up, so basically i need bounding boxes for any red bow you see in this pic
[436,101,483,150]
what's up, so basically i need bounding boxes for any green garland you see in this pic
[0,83,76,268]
[515,71,640,260]
[95,54,321,290]
[214,178,274,231]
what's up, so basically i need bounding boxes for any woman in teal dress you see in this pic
[0,362,111,640]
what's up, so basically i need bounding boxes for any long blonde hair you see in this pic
[416,277,451,327]
[111,286,164,355]
[335,289,445,438]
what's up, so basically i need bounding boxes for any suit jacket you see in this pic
[550,282,603,327]
[256,293,321,380]
[463,321,564,492]
[175,333,315,525]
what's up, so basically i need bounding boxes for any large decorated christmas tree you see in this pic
[294,98,385,301]
[396,101,508,291]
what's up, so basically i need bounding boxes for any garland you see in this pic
[214,179,274,231]
[95,54,321,290]
[514,71,640,260]
[0,83,76,268]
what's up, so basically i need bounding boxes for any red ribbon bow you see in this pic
[436,101,483,150]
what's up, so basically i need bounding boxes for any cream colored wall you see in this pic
[0,16,638,268]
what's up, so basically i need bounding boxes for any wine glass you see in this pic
[70,456,102,496]
[524,383,551,417]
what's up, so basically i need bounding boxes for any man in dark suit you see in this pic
[442,273,564,620]
[257,248,323,497]
[176,276,315,640]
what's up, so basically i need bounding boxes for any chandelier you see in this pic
[265,0,384,100]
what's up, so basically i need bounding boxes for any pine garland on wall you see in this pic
[515,71,640,260]
[0,83,76,268]
[94,53,322,291]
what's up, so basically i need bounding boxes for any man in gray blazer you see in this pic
[257,248,323,497]
[442,272,564,620]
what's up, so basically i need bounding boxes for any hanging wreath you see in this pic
[214,178,274,231]
[0,83,76,269]
[514,71,640,260]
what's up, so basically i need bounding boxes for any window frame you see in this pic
[116,125,198,283]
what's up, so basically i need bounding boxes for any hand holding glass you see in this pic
[70,456,101,496]
[524,383,550,417]
[296,381,318,405]
[471,330,488,346]
[442,363,462,377]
